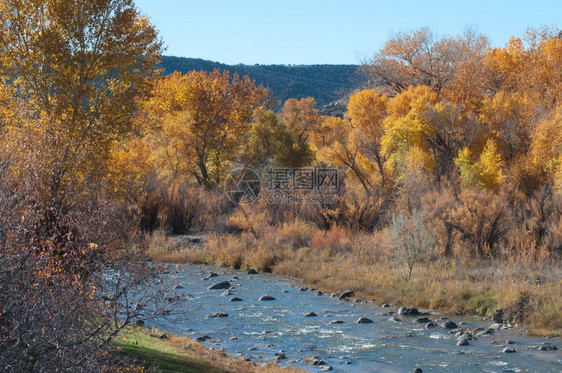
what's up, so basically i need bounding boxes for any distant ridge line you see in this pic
[159,56,360,107]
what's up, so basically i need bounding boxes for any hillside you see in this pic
[160,56,360,107]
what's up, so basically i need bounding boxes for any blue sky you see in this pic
[135,0,561,65]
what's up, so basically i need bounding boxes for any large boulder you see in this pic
[259,295,276,301]
[440,320,458,329]
[338,290,354,300]
[208,281,231,290]
[357,317,374,323]
[398,306,420,316]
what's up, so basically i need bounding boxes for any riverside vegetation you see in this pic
[141,28,562,335]
[0,0,561,371]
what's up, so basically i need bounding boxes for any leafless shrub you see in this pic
[387,210,435,281]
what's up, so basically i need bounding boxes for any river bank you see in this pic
[147,232,562,337]
[112,326,303,372]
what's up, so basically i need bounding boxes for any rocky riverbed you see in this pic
[147,263,561,372]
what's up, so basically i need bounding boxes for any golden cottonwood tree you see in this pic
[141,70,268,188]
[244,108,314,168]
[347,89,389,185]
[365,27,488,97]
[280,97,323,145]
[317,116,376,194]
[0,0,163,198]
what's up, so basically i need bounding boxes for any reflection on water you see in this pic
[150,263,561,372]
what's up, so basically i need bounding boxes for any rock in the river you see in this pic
[195,335,212,342]
[457,339,469,346]
[316,291,323,296]
[339,290,354,300]
[258,295,276,301]
[381,303,391,308]
[312,358,326,366]
[175,284,183,289]
[248,347,257,351]
[492,309,504,323]
[415,317,431,323]
[411,368,423,373]
[221,291,232,296]
[305,312,318,317]
[208,312,228,318]
[488,323,503,330]
[440,320,458,329]
[321,366,332,371]
[357,317,374,324]
[538,343,558,351]
[425,322,438,329]
[229,297,243,302]
[208,281,231,290]
[527,342,558,351]
[502,347,516,353]
[330,293,338,298]
[329,320,345,324]
[247,268,259,275]
[398,306,420,316]
[229,336,237,340]
[389,316,402,322]
[476,328,494,336]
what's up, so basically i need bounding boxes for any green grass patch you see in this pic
[113,328,223,373]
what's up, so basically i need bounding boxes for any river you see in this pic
[149,263,561,372]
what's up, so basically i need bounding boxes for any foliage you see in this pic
[140,70,268,188]
[0,0,163,200]
[455,139,505,192]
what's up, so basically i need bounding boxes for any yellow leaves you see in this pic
[455,139,504,192]
[387,85,438,121]
[348,89,388,141]
[530,105,562,175]
[139,69,268,187]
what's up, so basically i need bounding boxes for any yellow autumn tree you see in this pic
[140,70,268,188]
[317,116,376,194]
[280,97,323,145]
[347,89,389,185]
[0,0,163,199]
[381,86,438,179]
[530,105,562,195]
[455,139,505,192]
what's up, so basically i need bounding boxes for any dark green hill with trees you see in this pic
[160,56,359,107]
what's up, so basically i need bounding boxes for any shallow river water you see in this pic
[150,263,561,372]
